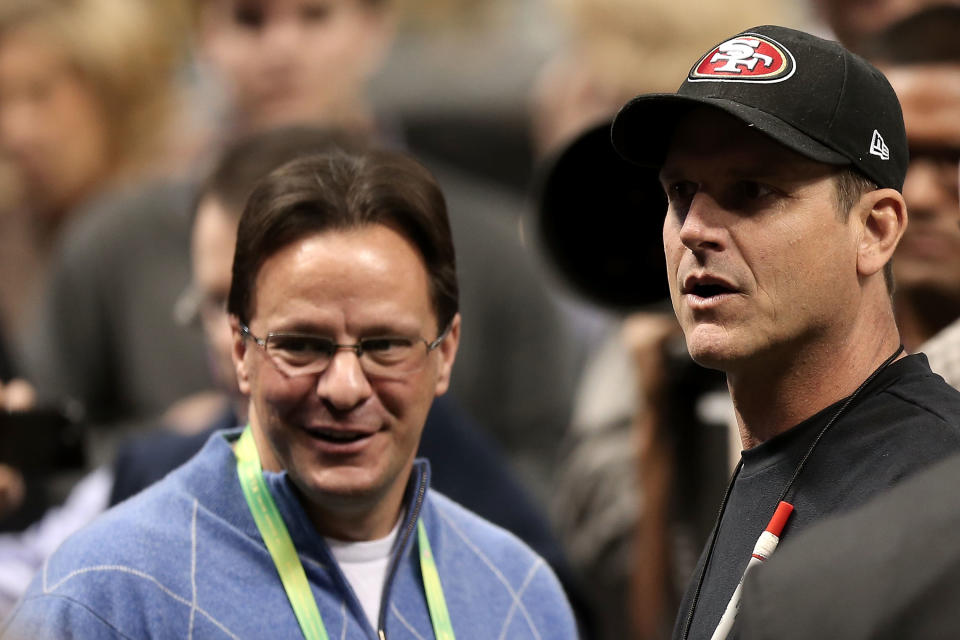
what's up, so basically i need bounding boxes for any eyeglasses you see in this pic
[239,323,449,380]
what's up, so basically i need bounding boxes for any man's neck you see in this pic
[305,494,406,543]
[728,324,903,450]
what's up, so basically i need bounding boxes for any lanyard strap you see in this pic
[235,426,456,640]
[236,426,329,640]
[417,519,456,640]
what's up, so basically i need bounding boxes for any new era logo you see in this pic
[870,130,890,160]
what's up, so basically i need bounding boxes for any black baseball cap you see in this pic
[611,25,909,191]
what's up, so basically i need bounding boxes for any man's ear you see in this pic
[433,313,461,397]
[857,188,907,279]
[229,316,252,395]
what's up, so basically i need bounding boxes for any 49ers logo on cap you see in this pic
[689,33,795,84]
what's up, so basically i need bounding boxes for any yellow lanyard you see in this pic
[235,426,456,640]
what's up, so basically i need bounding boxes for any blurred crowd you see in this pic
[0,0,958,638]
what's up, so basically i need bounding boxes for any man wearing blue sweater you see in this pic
[1,148,578,639]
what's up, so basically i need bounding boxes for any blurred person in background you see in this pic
[529,0,805,157]
[196,0,394,138]
[531,1,802,637]
[0,0,189,334]
[809,0,959,52]
[0,0,191,531]
[857,6,960,390]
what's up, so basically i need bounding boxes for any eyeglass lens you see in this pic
[265,334,429,377]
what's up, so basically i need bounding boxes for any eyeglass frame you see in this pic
[237,321,451,379]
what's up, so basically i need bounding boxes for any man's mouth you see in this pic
[690,283,735,298]
[683,275,739,299]
[304,427,375,444]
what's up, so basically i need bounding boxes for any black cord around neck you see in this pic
[679,344,905,640]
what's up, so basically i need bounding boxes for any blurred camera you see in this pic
[0,405,85,472]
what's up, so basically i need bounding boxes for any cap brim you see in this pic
[534,121,670,310]
[611,93,850,168]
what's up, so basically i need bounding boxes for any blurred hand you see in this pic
[0,379,36,519]
[0,463,25,519]
[624,312,683,638]
[0,378,37,411]
[623,312,684,409]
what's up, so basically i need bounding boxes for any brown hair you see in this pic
[197,125,370,219]
[227,148,458,332]
[834,167,877,220]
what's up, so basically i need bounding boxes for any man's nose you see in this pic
[314,351,373,411]
[677,193,726,253]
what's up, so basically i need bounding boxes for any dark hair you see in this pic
[834,166,876,221]
[227,149,459,332]
[196,125,370,220]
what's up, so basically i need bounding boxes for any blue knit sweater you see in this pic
[2,429,578,639]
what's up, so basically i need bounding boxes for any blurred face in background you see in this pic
[812,0,948,49]
[192,196,241,396]
[199,0,393,132]
[0,25,112,221]
[887,64,960,303]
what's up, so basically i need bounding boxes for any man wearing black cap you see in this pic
[610,25,960,640]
